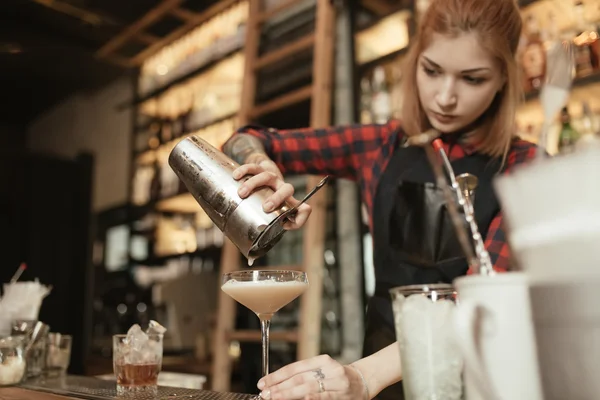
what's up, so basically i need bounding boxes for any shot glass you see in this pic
[46,333,72,377]
[112,333,163,396]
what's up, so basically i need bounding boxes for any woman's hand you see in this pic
[232,153,311,230]
[256,355,369,400]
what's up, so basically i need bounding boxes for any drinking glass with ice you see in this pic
[390,284,463,400]
[113,320,166,396]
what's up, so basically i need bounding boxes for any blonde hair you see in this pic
[400,0,523,160]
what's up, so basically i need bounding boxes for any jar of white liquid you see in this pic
[0,336,26,386]
[390,284,463,400]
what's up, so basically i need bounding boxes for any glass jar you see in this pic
[0,336,26,386]
[390,284,463,400]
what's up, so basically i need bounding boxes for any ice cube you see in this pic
[146,320,166,335]
[126,324,149,352]
[393,294,463,400]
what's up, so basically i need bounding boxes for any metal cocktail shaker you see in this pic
[168,135,293,262]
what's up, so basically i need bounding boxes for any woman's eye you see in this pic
[422,65,438,76]
[463,76,486,85]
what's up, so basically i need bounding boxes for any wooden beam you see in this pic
[297,0,335,362]
[169,7,200,22]
[134,32,161,45]
[256,0,299,24]
[211,1,259,392]
[130,0,242,66]
[95,0,185,57]
[103,54,134,68]
[254,34,315,70]
[249,85,313,119]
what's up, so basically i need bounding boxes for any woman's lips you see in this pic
[431,111,457,124]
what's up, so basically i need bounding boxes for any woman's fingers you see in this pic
[232,161,282,181]
[237,171,286,198]
[232,163,261,180]
[266,378,345,400]
[259,355,334,389]
[283,203,311,230]
[263,182,295,212]
[232,162,311,230]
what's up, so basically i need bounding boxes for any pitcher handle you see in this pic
[454,300,501,400]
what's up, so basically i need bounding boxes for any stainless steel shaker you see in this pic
[168,135,294,262]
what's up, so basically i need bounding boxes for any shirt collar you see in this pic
[439,132,478,158]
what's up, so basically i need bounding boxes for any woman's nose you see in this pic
[435,78,457,109]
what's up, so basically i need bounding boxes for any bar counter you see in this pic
[0,376,255,400]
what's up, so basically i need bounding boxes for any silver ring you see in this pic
[317,379,325,393]
[313,368,326,393]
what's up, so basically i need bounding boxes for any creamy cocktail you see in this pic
[221,270,308,377]
[221,280,307,317]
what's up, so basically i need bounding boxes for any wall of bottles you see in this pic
[87,2,251,355]
[138,2,249,96]
[516,0,600,154]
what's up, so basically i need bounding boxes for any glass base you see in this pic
[116,383,158,397]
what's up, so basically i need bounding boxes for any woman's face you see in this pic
[416,32,505,134]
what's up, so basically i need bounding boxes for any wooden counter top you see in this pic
[0,375,254,400]
[0,387,79,400]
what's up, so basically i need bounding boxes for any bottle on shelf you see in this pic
[544,12,561,51]
[557,106,580,154]
[360,77,374,124]
[576,101,600,150]
[572,0,599,78]
[370,66,392,124]
[521,14,546,92]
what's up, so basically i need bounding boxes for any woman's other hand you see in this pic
[232,153,311,230]
[256,354,370,400]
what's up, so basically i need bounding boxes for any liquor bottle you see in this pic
[557,106,580,154]
[544,12,560,51]
[371,66,392,124]
[521,14,546,91]
[573,1,597,77]
[360,77,374,124]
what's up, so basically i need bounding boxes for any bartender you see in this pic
[223,0,540,398]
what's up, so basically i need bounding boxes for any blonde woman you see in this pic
[223,0,538,398]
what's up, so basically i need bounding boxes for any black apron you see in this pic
[362,137,502,400]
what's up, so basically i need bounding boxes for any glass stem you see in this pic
[260,317,271,377]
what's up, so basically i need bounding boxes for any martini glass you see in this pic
[221,270,309,377]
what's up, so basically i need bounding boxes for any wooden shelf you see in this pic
[119,47,243,109]
[250,84,313,119]
[134,112,238,158]
[255,34,315,70]
[523,72,600,103]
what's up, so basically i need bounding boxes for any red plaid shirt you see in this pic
[229,120,538,273]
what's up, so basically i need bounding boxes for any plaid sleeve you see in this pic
[229,122,399,180]
[474,139,543,273]
[504,138,545,171]
[481,213,510,273]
